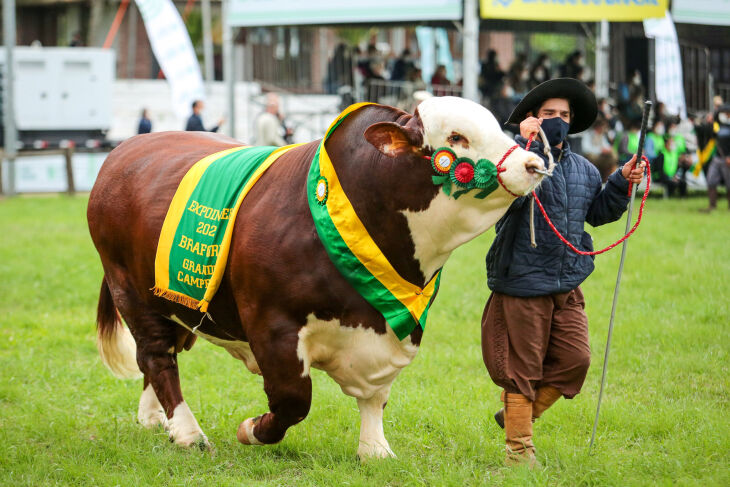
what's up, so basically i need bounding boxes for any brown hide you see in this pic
[88,105,440,444]
[89,105,435,344]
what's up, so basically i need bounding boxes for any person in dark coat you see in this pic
[185,100,223,132]
[482,78,645,467]
[137,109,152,134]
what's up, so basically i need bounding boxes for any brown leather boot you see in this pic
[532,386,562,419]
[495,386,562,428]
[504,393,537,467]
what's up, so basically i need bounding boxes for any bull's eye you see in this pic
[447,132,469,148]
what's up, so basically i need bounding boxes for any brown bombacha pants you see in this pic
[481,287,591,401]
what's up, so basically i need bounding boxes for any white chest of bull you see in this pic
[297,314,418,399]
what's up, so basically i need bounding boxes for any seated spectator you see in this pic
[617,118,642,163]
[658,118,692,197]
[581,118,617,182]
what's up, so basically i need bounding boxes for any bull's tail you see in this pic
[96,276,142,379]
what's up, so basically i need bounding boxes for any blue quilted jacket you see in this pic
[486,136,630,297]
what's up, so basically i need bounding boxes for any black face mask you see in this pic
[540,117,570,147]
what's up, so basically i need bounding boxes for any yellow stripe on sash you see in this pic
[155,146,248,294]
[319,104,438,323]
[198,143,304,311]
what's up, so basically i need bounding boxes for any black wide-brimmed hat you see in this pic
[506,78,597,134]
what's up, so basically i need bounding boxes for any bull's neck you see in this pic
[401,189,515,280]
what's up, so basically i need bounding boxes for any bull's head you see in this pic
[364,97,549,280]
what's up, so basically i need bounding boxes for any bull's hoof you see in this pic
[237,417,264,445]
[357,442,396,461]
[138,408,167,429]
[171,431,212,451]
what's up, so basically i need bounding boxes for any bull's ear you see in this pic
[364,122,421,158]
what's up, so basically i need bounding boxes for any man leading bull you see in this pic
[481,78,646,466]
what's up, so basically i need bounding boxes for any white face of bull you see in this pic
[404,97,547,280]
[417,96,545,197]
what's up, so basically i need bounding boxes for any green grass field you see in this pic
[0,195,728,486]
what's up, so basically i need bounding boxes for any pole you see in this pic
[3,0,18,196]
[589,100,652,454]
[222,0,236,139]
[595,20,609,99]
[462,0,480,103]
[201,0,214,84]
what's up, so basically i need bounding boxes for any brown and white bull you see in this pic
[87,97,546,459]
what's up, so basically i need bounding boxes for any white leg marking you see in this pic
[167,401,209,449]
[236,417,265,446]
[137,384,167,429]
[357,387,395,460]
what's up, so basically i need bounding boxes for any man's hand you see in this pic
[519,116,543,139]
[622,154,646,184]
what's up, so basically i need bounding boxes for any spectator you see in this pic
[255,93,290,146]
[70,31,84,47]
[185,100,224,132]
[390,48,415,82]
[509,66,531,98]
[137,109,152,135]
[618,118,642,163]
[491,82,517,128]
[479,49,505,101]
[364,60,387,103]
[357,44,380,80]
[325,43,354,94]
[430,65,451,97]
[581,118,617,182]
[529,53,551,88]
[559,50,583,79]
[700,104,730,211]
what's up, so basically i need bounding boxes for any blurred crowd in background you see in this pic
[321,43,726,198]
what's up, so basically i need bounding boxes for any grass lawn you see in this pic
[0,194,728,486]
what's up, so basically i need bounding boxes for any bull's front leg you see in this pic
[236,323,312,446]
[357,386,395,460]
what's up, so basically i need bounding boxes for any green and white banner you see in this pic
[227,0,462,26]
[672,0,730,26]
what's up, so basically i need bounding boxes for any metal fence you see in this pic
[354,79,463,109]
[679,42,711,115]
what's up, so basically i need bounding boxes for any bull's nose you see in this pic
[525,157,549,176]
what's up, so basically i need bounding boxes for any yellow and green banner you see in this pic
[154,143,301,312]
[307,103,441,340]
[480,0,668,22]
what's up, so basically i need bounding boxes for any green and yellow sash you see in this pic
[307,103,442,340]
[154,143,302,312]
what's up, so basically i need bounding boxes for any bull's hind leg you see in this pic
[237,324,312,446]
[137,376,167,429]
[113,291,209,449]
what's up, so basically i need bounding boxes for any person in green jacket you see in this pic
[661,118,692,197]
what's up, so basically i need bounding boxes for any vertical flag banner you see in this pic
[135,0,205,118]
[644,12,687,118]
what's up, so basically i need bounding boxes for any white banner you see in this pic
[672,0,730,26]
[644,12,687,119]
[227,0,462,26]
[135,0,205,118]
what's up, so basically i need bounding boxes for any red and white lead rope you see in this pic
[521,133,651,256]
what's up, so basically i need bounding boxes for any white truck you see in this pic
[1,47,115,148]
